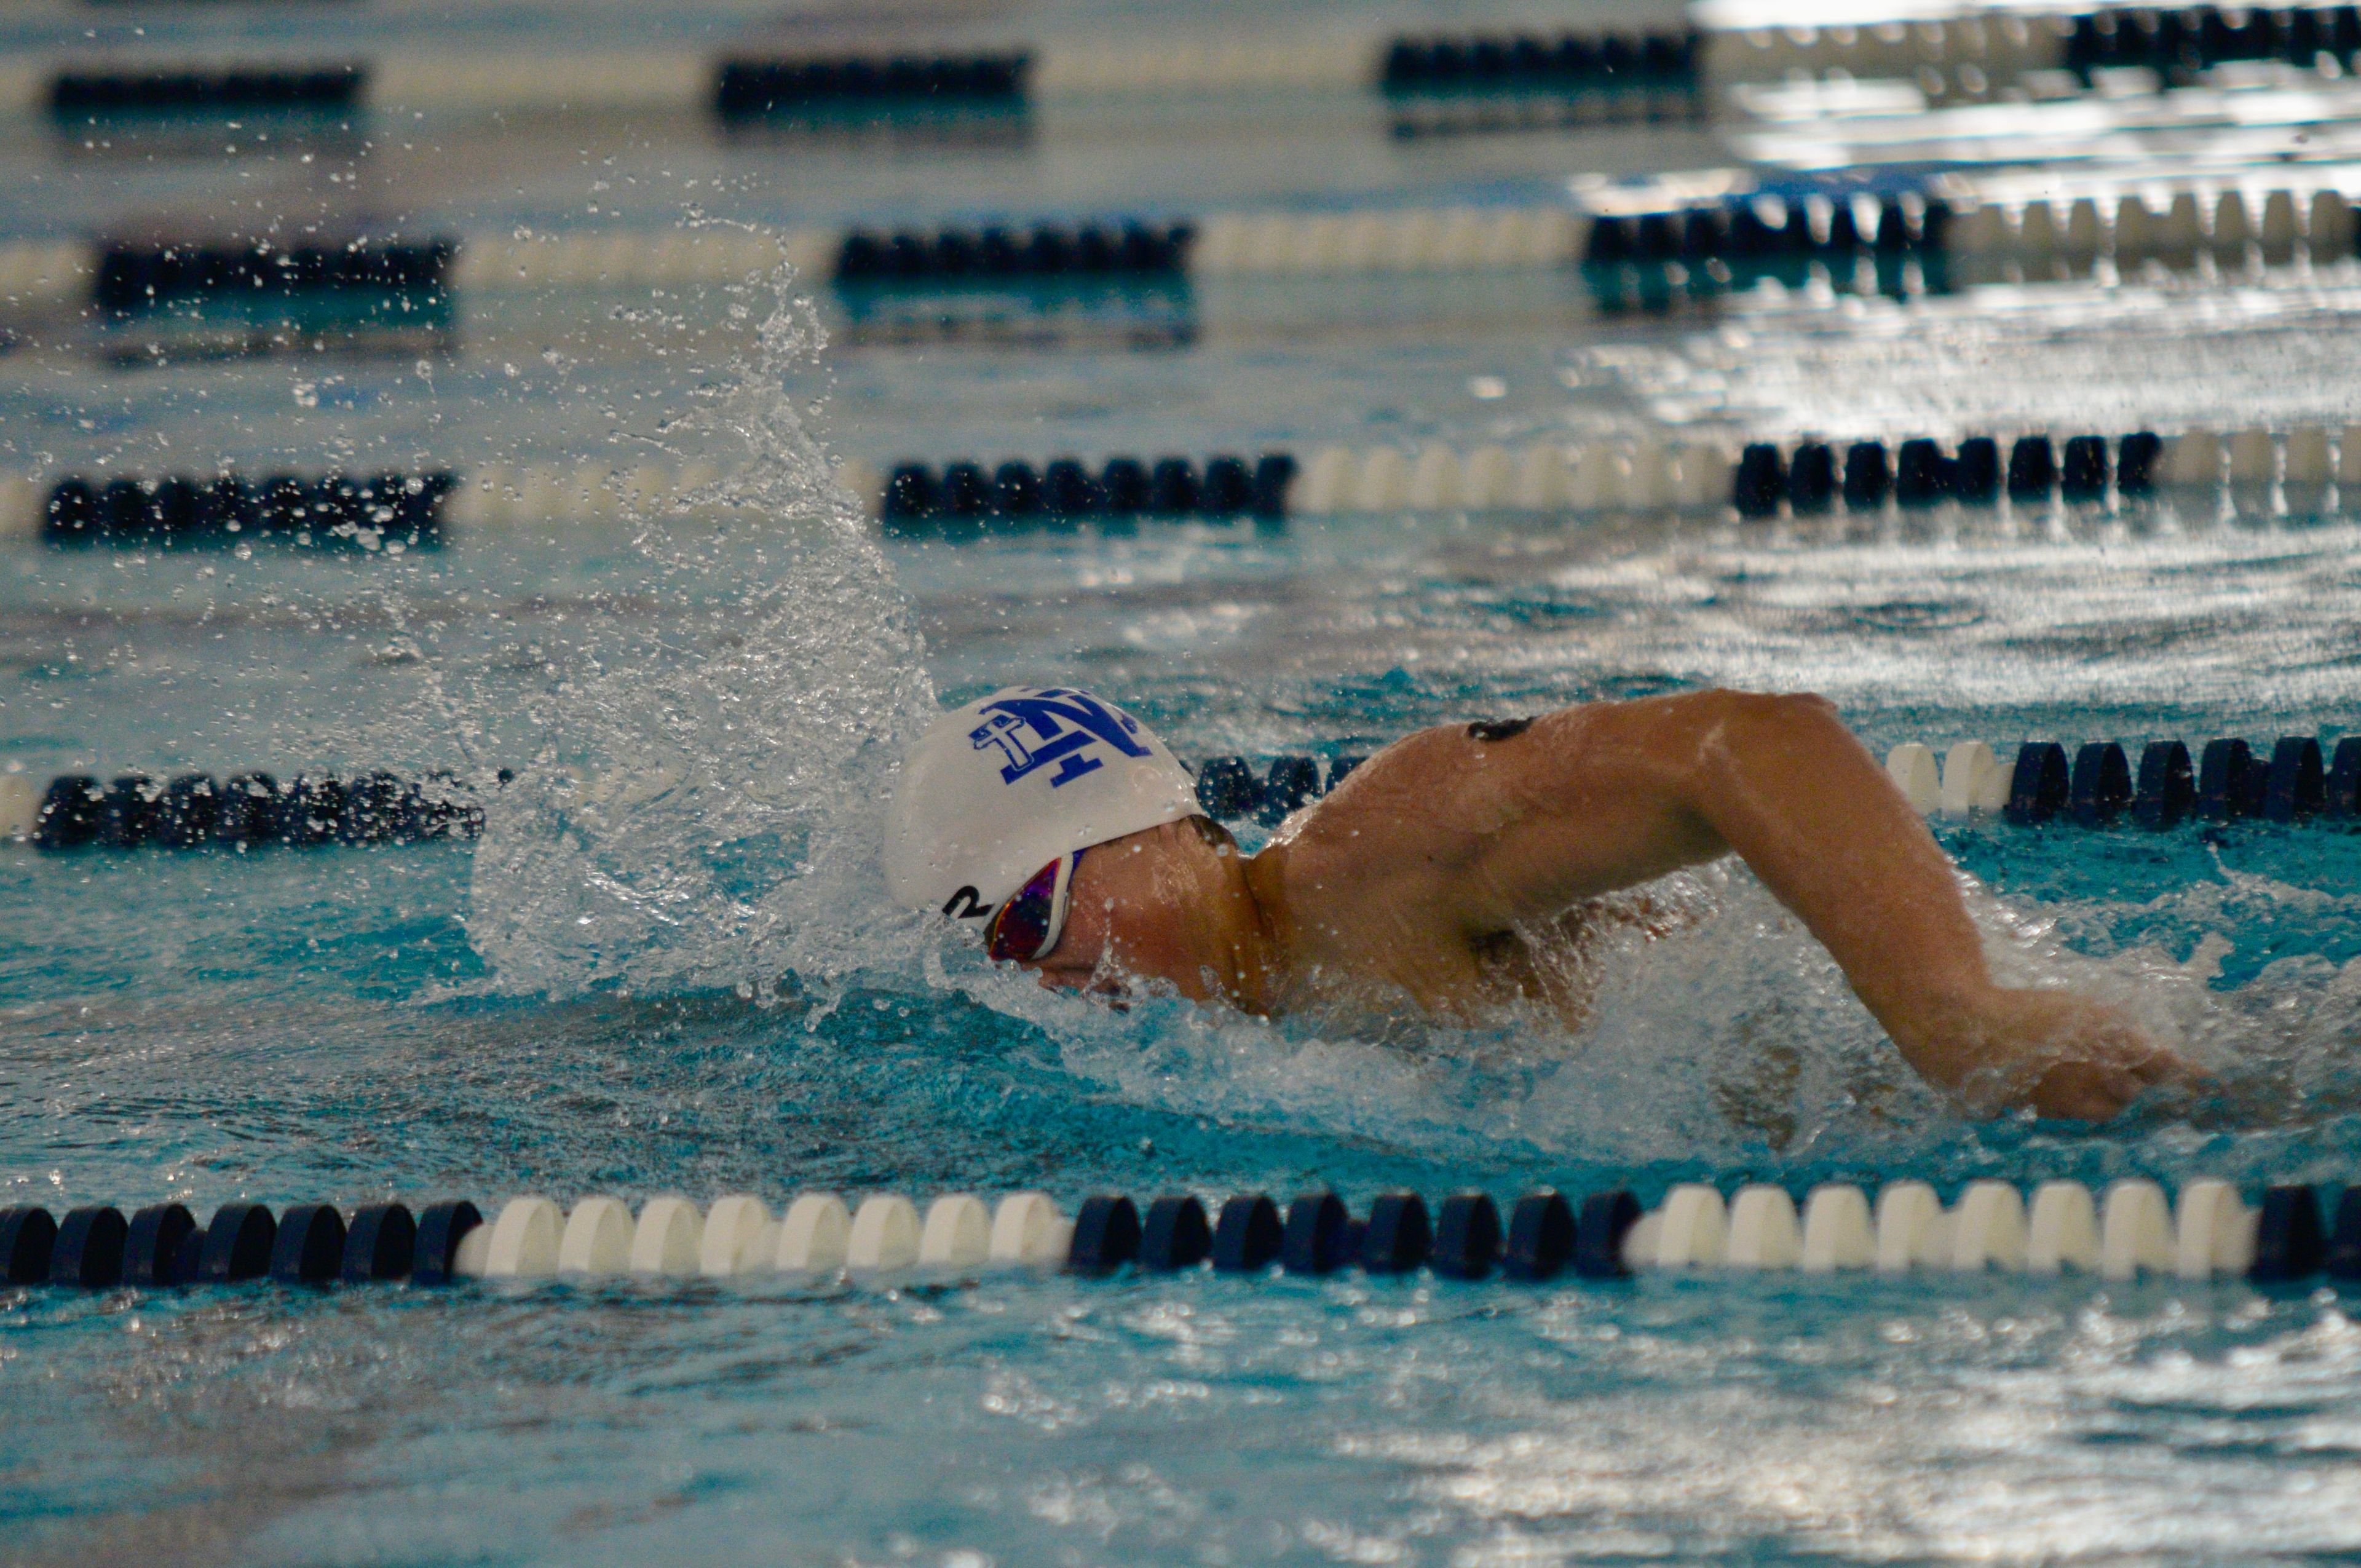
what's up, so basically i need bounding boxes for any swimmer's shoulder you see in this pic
[1313,708,1554,807]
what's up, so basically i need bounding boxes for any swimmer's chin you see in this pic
[1017,959,1232,1017]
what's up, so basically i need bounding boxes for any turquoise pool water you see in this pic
[11,460,2361,1561]
[9,0,2361,1560]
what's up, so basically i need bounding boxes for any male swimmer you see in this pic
[886,685,2192,1121]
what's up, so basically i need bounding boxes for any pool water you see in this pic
[9,1,2361,1562]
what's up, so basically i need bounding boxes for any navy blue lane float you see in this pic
[881,453,1295,530]
[1212,1194,1284,1270]
[49,1206,127,1288]
[52,66,366,120]
[342,1202,418,1283]
[1381,30,1697,93]
[1735,434,2160,517]
[92,241,452,314]
[714,53,1031,119]
[834,220,1192,285]
[1193,753,1363,826]
[43,471,458,549]
[1586,189,1946,271]
[28,769,484,850]
[1380,29,1703,132]
[270,1203,347,1284]
[2064,4,2361,83]
[6,1181,2349,1289]
[0,1201,470,1288]
[0,1205,57,1284]
[1139,1195,1213,1270]
[2001,737,2361,827]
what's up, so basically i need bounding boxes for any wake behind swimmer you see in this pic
[885,684,2195,1122]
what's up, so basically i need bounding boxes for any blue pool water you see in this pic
[10,0,2361,1561]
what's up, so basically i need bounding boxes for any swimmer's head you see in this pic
[884,686,1201,958]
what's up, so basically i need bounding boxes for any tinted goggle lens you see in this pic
[985,854,1071,963]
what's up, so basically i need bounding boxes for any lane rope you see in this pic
[2,169,2353,315]
[1,1176,2343,1289]
[14,421,2353,545]
[7,733,2348,847]
[46,10,2348,125]
[1883,737,2361,826]
[1706,3,2361,106]
[10,28,1703,126]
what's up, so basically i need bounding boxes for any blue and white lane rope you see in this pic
[2,165,2355,311]
[24,8,2361,129]
[1881,736,2361,827]
[1696,2,2361,103]
[5,26,1699,125]
[0,1177,2349,1289]
[3,731,2349,847]
[12,419,2350,545]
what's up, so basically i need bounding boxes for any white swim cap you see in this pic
[884,685,1201,922]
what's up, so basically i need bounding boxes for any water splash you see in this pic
[462,262,936,1002]
[966,855,2361,1183]
[420,255,2361,1177]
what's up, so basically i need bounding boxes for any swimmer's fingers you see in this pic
[2025,1059,2141,1121]
[2028,1036,2205,1120]
[2102,1029,2215,1098]
[2130,1045,2226,1120]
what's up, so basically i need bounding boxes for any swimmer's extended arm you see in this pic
[1316,689,2185,1119]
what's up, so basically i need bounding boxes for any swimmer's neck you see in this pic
[1230,842,1294,1013]
[1198,829,1511,1022]
[1232,841,1488,1023]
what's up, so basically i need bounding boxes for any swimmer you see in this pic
[886,685,2192,1121]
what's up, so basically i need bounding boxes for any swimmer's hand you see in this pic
[1938,989,2200,1121]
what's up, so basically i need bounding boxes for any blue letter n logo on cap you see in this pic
[971,689,1150,788]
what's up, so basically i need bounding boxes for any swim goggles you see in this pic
[984,849,1082,964]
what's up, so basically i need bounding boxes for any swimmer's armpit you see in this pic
[1466,718,1533,742]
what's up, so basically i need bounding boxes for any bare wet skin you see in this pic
[1016,690,2190,1122]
